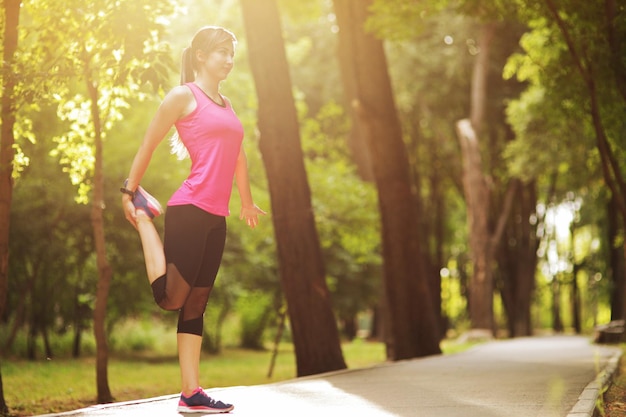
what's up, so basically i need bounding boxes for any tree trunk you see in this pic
[514,183,537,336]
[72,275,86,358]
[334,3,373,182]
[569,223,582,333]
[42,326,53,359]
[429,160,446,339]
[456,119,493,332]
[369,283,392,351]
[72,324,82,359]
[552,277,563,332]
[498,181,538,337]
[608,195,625,321]
[0,0,20,414]
[86,78,113,403]
[571,266,581,334]
[455,23,497,334]
[3,272,31,354]
[340,316,357,341]
[333,0,440,360]
[409,119,446,339]
[586,89,626,317]
[511,263,535,336]
[240,0,347,377]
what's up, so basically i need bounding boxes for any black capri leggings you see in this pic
[150,204,226,336]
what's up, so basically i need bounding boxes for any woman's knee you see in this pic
[150,272,189,311]
[157,299,184,311]
[151,277,183,311]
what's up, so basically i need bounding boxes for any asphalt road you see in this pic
[37,335,621,417]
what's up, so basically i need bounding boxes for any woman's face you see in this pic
[198,40,235,81]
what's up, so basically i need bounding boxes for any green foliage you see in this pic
[368,0,520,41]
[7,107,98,359]
[367,0,448,41]
[502,1,624,329]
[1,323,97,360]
[504,0,626,193]
[23,0,177,202]
[277,0,326,25]
[109,319,177,355]
[441,265,469,330]
[4,0,181,364]
[278,0,342,117]
[301,101,382,320]
[368,0,620,335]
[238,292,273,350]
[503,85,593,187]
[202,288,237,354]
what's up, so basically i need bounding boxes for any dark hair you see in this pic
[180,26,237,84]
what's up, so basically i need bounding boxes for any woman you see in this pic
[121,26,265,413]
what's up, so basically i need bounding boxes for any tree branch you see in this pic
[605,0,626,103]
[543,0,593,87]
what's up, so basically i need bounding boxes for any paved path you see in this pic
[38,336,621,417]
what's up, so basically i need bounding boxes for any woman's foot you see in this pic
[177,387,234,414]
[132,185,163,219]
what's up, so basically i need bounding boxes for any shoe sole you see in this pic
[176,404,234,413]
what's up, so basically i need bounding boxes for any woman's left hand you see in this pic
[240,204,267,229]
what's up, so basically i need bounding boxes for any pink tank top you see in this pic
[168,83,244,216]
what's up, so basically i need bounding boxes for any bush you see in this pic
[1,323,96,359]
[109,318,177,356]
[238,291,273,350]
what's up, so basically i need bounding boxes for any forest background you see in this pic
[0,0,624,415]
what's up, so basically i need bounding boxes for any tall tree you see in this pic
[0,0,21,413]
[240,0,347,376]
[333,0,441,359]
[505,0,626,322]
[542,0,626,320]
[497,180,539,336]
[31,0,175,402]
[455,20,522,335]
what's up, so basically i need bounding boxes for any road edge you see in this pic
[566,345,622,417]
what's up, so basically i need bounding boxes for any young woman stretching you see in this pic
[121,26,266,413]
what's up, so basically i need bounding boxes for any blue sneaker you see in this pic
[132,185,163,219]
[124,180,163,219]
[177,387,234,413]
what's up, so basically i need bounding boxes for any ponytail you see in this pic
[170,131,190,160]
[180,47,195,85]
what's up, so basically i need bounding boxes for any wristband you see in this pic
[120,187,135,198]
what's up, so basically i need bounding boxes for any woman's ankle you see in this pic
[135,209,153,223]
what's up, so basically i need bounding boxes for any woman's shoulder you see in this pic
[166,84,195,101]
[160,84,195,116]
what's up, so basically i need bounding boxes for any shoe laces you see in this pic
[194,388,225,407]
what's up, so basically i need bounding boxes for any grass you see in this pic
[3,338,477,417]
[3,340,387,416]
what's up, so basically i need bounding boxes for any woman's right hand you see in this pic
[122,194,138,230]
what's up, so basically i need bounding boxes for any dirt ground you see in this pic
[599,351,626,417]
